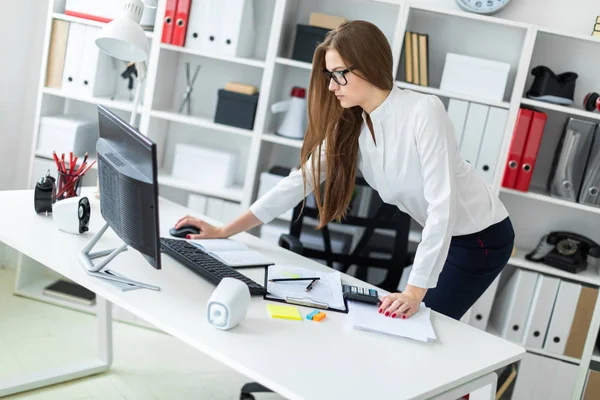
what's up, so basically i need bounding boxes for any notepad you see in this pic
[266,304,303,320]
[348,301,436,343]
[190,239,273,267]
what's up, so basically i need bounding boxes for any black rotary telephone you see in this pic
[526,231,600,274]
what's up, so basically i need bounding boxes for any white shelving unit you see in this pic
[16,0,600,398]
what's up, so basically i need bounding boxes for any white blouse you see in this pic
[250,85,509,289]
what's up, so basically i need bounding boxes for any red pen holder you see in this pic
[56,170,82,201]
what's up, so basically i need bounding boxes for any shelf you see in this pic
[42,87,137,113]
[509,248,600,286]
[14,275,97,314]
[395,81,510,109]
[275,57,312,71]
[486,325,581,365]
[261,133,304,148]
[13,274,155,330]
[157,173,244,202]
[160,43,266,68]
[407,4,530,29]
[499,187,600,216]
[525,346,581,365]
[520,98,600,122]
[150,110,254,138]
[593,346,600,363]
[52,13,154,38]
[538,26,600,45]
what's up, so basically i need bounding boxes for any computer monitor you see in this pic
[78,105,161,291]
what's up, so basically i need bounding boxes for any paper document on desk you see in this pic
[349,301,436,343]
[190,239,273,267]
[266,265,346,310]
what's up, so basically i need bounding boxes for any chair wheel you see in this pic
[240,394,255,400]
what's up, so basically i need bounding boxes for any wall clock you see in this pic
[455,0,511,15]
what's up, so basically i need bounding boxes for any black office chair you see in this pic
[239,179,414,400]
[279,178,414,291]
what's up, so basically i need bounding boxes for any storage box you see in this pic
[440,53,510,103]
[309,13,347,30]
[214,89,259,130]
[172,144,237,189]
[292,24,331,63]
[36,115,99,158]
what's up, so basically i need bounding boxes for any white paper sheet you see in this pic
[349,301,436,343]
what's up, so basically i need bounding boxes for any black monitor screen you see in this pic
[96,106,161,269]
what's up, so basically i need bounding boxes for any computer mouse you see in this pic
[169,224,200,238]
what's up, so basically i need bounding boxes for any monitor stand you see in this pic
[79,222,161,291]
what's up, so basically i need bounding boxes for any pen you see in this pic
[305,279,318,292]
[268,277,321,282]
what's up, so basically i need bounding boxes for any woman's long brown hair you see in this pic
[301,20,393,228]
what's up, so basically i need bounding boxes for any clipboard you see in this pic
[262,266,349,314]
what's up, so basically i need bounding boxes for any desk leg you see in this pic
[430,372,497,400]
[0,296,113,397]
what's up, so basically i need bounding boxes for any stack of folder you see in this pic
[447,100,508,186]
[488,268,598,359]
[548,118,600,207]
[164,0,256,58]
[403,31,429,86]
[593,16,600,38]
[501,107,548,192]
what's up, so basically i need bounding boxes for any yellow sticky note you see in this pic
[283,272,300,278]
[267,304,303,320]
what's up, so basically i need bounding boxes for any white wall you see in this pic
[0,1,48,190]
[3,0,600,191]
[414,0,600,36]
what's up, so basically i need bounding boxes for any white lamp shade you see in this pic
[95,17,148,62]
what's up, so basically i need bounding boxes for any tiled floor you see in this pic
[0,267,284,400]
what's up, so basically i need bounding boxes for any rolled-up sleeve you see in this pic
[250,142,327,224]
[408,96,457,289]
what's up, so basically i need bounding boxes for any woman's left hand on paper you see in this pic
[378,285,427,319]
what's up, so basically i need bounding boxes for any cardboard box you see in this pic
[309,12,347,30]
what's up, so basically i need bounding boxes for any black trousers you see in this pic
[422,217,515,320]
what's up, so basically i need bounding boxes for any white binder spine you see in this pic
[221,0,256,58]
[79,26,114,98]
[489,268,538,343]
[459,103,489,165]
[467,273,501,331]
[447,99,469,148]
[475,107,508,186]
[543,280,581,355]
[61,22,86,94]
[522,274,560,349]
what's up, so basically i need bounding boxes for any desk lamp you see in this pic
[95,0,155,127]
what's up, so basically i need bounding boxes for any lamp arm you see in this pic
[129,62,147,127]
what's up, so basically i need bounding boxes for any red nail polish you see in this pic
[385,311,390,316]
[186,234,191,239]
[401,315,407,320]
[391,313,397,318]
[378,308,383,314]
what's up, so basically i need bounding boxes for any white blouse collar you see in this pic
[361,84,400,123]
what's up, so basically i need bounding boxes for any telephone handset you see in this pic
[526,231,600,274]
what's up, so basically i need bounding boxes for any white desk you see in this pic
[0,188,524,400]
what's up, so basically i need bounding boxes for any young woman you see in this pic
[174,20,515,321]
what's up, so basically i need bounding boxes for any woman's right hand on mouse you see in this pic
[174,216,225,240]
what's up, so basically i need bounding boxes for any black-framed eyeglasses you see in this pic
[323,67,355,86]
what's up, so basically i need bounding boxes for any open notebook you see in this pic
[265,265,347,312]
[348,301,436,343]
[190,239,274,268]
